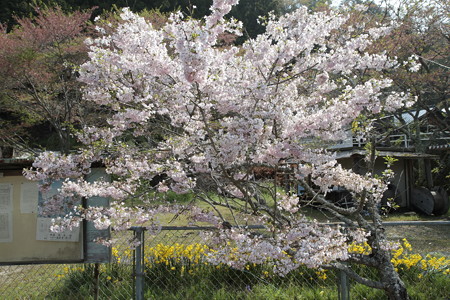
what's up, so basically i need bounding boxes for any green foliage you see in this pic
[46,239,450,299]
[48,257,450,299]
[1,0,296,40]
[48,263,133,300]
[163,190,195,203]
[230,0,283,40]
[383,156,398,167]
[283,0,331,12]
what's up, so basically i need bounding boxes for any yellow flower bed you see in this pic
[144,243,209,265]
[110,242,213,276]
[100,238,450,281]
[349,238,450,275]
[107,242,333,283]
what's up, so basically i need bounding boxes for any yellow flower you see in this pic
[348,242,371,255]
[56,274,65,280]
[315,270,327,280]
[402,239,412,251]
[421,260,428,271]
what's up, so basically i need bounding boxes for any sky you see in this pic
[331,0,342,6]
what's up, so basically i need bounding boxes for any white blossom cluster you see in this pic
[202,219,367,276]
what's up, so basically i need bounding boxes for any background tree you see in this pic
[0,6,94,154]
[0,0,139,29]
[0,0,311,39]
[361,0,449,188]
[0,0,33,30]
[282,0,331,12]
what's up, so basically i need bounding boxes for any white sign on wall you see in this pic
[0,183,13,211]
[0,183,13,242]
[20,182,38,214]
[36,217,80,242]
[0,212,12,242]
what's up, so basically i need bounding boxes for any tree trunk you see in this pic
[378,247,409,300]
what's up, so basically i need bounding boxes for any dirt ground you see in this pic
[385,224,450,256]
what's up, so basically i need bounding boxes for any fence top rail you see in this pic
[127,225,267,231]
[127,221,450,231]
[381,221,450,226]
[314,221,450,227]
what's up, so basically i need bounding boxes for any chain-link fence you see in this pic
[1,222,449,299]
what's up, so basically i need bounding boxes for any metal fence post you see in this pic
[134,227,145,300]
[93,263,100,300]
[338,269,350,300]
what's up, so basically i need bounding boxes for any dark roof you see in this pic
[0,158,33,170]
[335,149,439,159]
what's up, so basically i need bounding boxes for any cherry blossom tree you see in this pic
[0,6,94,153]
[25,1,416,298]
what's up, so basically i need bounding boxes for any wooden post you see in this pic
[424,159,434,188]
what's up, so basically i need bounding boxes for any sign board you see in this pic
[84,169,111,263]
[0,165,110,264]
